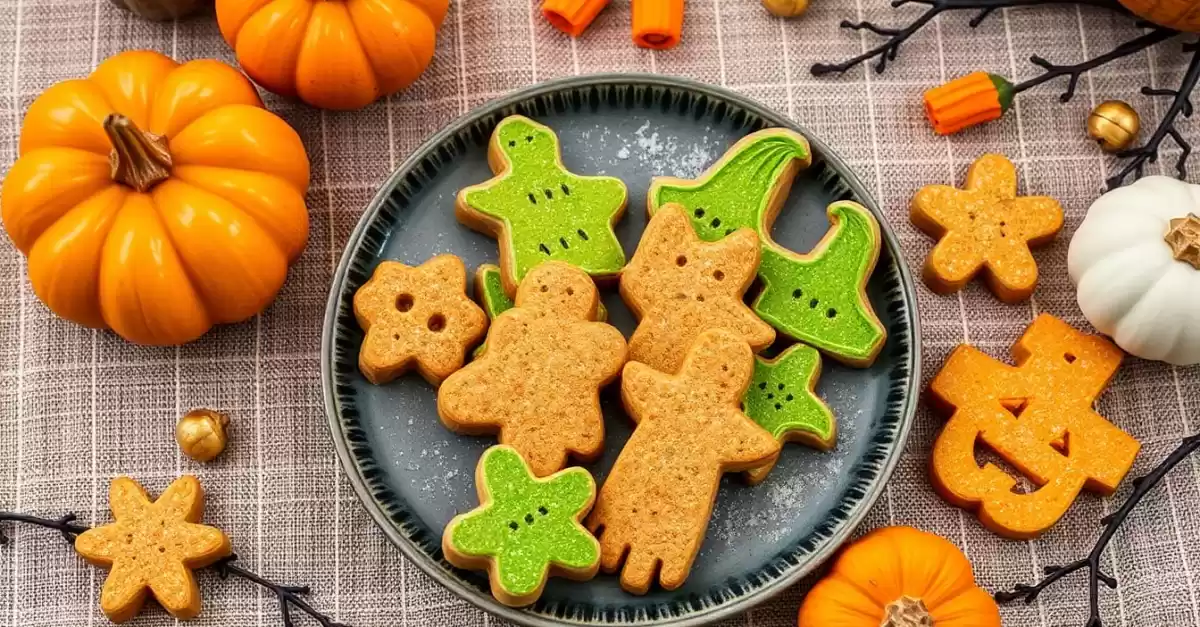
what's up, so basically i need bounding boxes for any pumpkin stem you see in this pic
[103,113,172,193]
[881,596,933,627]
[1165,213,1200,270]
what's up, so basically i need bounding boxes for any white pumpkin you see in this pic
[1069,176,1200,365]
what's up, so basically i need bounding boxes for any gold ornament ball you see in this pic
[1087,100,1140,153]
[176,409,230,462]
[762,0,809,17]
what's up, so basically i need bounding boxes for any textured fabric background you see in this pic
[0,1,1197,626]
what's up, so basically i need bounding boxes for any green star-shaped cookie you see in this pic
[648,128,811,241]
[457,116,627,296]
[743,344,835,484]
[753,202,887,366]
[442,446,600,607]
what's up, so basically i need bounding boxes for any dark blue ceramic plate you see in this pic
[321,75,920,626]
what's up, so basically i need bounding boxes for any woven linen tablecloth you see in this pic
[1,1,1198,625]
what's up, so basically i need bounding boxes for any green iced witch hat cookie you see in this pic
[742,344,836,484]
[753,201,886,366]
[442,445,600,607]
[457,116,628,297]
[647,128,811,241]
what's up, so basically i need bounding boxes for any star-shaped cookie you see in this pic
[742,344,836,484]
[620,204,775,374]
[456,115,627,296]
[911,153,1063,302]
[439,262,627,476]
[442,445,600,607]
[74,476,231,623]
[353,254,488,385]
[588,329,780,593]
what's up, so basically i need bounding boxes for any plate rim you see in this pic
[321,72,923,627]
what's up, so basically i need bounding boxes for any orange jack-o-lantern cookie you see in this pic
[353,254,488,386]
[910,153,1063,302]
[927,313,1140,539]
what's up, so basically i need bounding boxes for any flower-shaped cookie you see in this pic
[74,476,231,623]
[353,254,488,385]
[442,445,600,607]
[911,153,1063,302]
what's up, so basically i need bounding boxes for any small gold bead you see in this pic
[176,409,230,463]
[761,0,809,17]
[1087,100,1140,153]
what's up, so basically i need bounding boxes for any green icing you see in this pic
[650,133,810,241]
[479,265,515,319]
[449,446,598,596]
[753,202,885,363]
[464,116,627,284]
[745,344,833,442]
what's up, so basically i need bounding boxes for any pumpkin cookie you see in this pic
[443,445,600,607]
[753,201,887,366]
[440,262,627,477]
[74,476,232,623]
[743,344,835,484]
[588,329,780,594]
[928,313,1140,538]
[911,153,1064,302]
[620,204,775,373]
[353,254,488,385]
[457,115,627,296]
[647,127,811,240]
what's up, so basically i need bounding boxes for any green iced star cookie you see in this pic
[753,202,887,367]
[743,344,835,484]
[442,446,600,607]
[457,116,627,297]
[647,128,811,241]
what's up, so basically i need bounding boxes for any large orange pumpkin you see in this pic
[215,0,450,110]
[798,526,1002,627]
[1,50,310,346]
[1117,0,1200,32]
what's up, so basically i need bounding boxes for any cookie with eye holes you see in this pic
[456,115,628,297]
[620,203,775,374]
[439,261,627,477]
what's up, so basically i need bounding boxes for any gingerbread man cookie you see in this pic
[928,313,1140,538]
[620,204,775,374]
[457,115,627,296]
[911,153,1064,302]
[443,445,600,607]
[439,261,627,476]
[74,476,232,623]
[647,127,812,241]
[743,344,836,484]
[588,329,780,594]
[353,254,488,386]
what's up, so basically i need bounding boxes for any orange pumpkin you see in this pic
[1,50,310,346]
[1118,0,1200,32]
[798,526,1002,627]
[215,0,450,110]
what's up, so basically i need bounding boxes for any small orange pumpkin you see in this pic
[1118,0,1200,32]
[798,526,1002,627]
[1,50,310,346]
[215,0,450,111]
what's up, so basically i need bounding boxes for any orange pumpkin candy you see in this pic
[1118,0,1200,32]
[799,526,1001,627]
[1,50,310,346]
[216,0,450,110]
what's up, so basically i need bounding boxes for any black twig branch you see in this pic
[0,514,346,627]
[811,0,1132,76]
[996,434,1200,627]
[1012,28,1178,103]
[1108,42,1200,189]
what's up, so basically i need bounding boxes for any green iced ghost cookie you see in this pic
[647,128,811,241]
[442,446,600,607]
[742,344,835,484]
[753,202,886,367]
[457,116,627,297]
